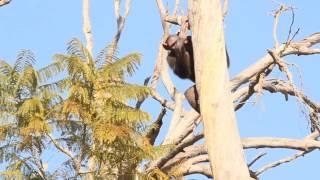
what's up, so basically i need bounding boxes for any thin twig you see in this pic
[255,132,319,176]
[248,152,267,167]
[255,150,311,176]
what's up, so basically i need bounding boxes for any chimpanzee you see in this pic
[162,34,229,113]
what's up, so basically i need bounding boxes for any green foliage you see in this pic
[0,39,160,179]
[53,39,155,177]
[0,50,64,178]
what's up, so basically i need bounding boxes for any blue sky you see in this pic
[0,0,320,179]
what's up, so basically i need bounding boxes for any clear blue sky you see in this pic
[0,0,320,179]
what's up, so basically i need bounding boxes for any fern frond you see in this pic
[0,99,16,116]
[93,123,132,143]
[67,38,94,65]
[17,97,44,119]
[0,124,12,141]
[68,83,90,105]
[38,88,63,108]
[16,66,39,92]
[19,116,50,136]
[0,60,13,76]
[95,45,119,68]
[54,54,95,83]
[37,61,66,83]
[95,83,150,102]
[0,170,23,180]
[38,78,71,93]
[13,50,35,73]
[98,99,150,123]
[100,53,142,80]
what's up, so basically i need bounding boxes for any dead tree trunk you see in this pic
[188,0,251,179]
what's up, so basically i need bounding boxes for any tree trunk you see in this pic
[188,0,251,179]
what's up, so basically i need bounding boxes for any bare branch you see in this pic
[155,0,167,29]
[267,50,294,84]
[222,0,229,19]
[83,0,94,56]
[151,0,178,101]
[248,152,267,167]
[147,133,203,171]
[47,134,81,172]
[164,15,188,26]
[263,80,320,113]
[272,5,284,48]
[173,0,180,16]
[255,131,319,176]
[106,0,132,63]
[263,79,320,131]
[146,108,166,145]
[135,77,151,109]
[256,150,311,176]
[234,64,274,111]
[183,164,212,178]
[0,0,11,7]
[166,132,320,167]
[230,32,320,92]
[162,144,207,171]
[151,90,175,110]
[243,137,320,150]
[163,93,184,144]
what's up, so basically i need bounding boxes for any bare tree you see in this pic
[146,0,320,179]
[188,0,250,179]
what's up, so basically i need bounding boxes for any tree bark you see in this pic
[188,0,250,179]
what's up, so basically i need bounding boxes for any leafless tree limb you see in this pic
[83,0,93,56]
[254,131,319,176]
[106,0,132,63]
[248,152,267,167]
[148,1,320,178]
[272,5,285,48]
[263,79,320,131]
[222,0,229,19]
[230,32,320,92]
[242,137,320,150]
[263,80,320,113]
[164,15,188,26]
[0,0,11,7]
[146,108,166,145]
[150,0,177,101]
[173,0,180,16]
[147,133,203,171]
[163,93,184,144]
[256,150,311,176]
[47,134,81,173]
[161,144,207,171]
[160,131,319,174]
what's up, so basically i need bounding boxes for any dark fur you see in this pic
[163,35,195,82]
[163,34,230,113]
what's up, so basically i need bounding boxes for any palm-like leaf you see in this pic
[37,60,65,83]
[95,45,119,68]
[100,53,142,80]
[54,54,95,83]
[0,60,13,76]
[97,99,150,123]
[67,38,94,65]
[95,83,150,102]
[13,50,35,73]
